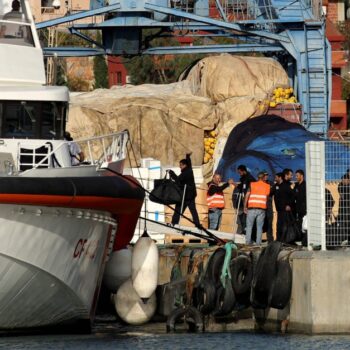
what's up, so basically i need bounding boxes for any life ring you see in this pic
[166,306,204,333]
[269,258,292,309]
[212,280,236,316]
[251,241,282,309]
[230,255,253,295]
[195,279,216,315]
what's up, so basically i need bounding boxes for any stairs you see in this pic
[272,0,330,136]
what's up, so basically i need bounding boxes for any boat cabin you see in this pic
[0,86,68,140]
[0,0,45,86]
[0,0,34,47]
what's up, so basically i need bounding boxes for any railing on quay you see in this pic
[306,140,350,250]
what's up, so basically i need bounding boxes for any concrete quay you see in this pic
[261,250,350,334]
[158,246,350,334]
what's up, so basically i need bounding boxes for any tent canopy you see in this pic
[216,115,320,181]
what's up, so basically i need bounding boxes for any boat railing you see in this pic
[21,130,129,173]
[77,130,129,167]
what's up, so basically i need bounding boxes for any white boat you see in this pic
[0,0,144,330]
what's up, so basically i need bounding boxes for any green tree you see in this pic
[56,59,67,86]
[336,22,350,102]
[124,55,158,84]
[123,31,256,85]
[39,28,96,87]
[93,31,108,89]
[93,56,109,88]
[124,49,204,85]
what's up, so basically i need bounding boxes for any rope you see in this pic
[126,137,148,234]
[220,241,237,288]
[170,245,188,281]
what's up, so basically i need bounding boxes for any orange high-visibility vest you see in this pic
[247,180,270,209]
[207,184,225,209]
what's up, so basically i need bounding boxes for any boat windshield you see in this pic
[0,20,34,46]
[0,100,67,139]
[0,0,34,46]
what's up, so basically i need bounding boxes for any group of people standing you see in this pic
[207,165,306,244]
[168,153,307,245]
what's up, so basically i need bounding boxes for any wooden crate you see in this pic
[266,103,302,124]
[164,233,208,244]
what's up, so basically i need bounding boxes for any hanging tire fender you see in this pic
[230,255,253,295]
[269,258,292,309]
[166,306,204,333]
[196,279,216,315]
[250,249,261,276]
[251,241,282,309]
[212,280,236,316]
[205,248,226,288]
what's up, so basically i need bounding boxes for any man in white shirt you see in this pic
[64,131,85,166]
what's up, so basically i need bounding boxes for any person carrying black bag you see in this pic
[168,153,201,228]
[149,172,182,205]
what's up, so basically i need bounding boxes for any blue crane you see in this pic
[36,0,331,136]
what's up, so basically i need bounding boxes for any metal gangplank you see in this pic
[35,0,331,136]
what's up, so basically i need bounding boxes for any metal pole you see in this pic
[233,192,242,242]
[180,184,187,223]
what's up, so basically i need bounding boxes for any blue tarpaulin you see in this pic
[216,115,320,181]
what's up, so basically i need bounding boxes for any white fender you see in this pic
[114,279,157,325]
[103,247,132,292]
[131,232,159,299]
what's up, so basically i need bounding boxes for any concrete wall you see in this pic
[264,251,350,334]
[159,247,350,334]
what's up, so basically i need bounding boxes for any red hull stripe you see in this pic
[0,194,143,215]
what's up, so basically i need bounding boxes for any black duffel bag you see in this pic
[149,175,183,205]
[281,212,301,244]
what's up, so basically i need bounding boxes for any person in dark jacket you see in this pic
[325,187,335,222]
[270,172,283,239]
[263,171,274,243]
[294,169,306,232]
[207,174,234,230]
[168,153,201,228]
[232,165,255,235]
[273,168,295,242]
[337,173,350,231]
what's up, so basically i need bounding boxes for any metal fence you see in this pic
[306,140,350,250]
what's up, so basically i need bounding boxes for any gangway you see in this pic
[134,217,246,244]
[36,0,331,136]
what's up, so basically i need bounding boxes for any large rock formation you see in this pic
[68,54,289,168]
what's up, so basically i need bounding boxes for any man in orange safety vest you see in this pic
[243,172,271,245]
[207,174,234,230]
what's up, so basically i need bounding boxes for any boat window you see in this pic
[0,0,30,21]
[0,20,34,46]
[0,101,67,139]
